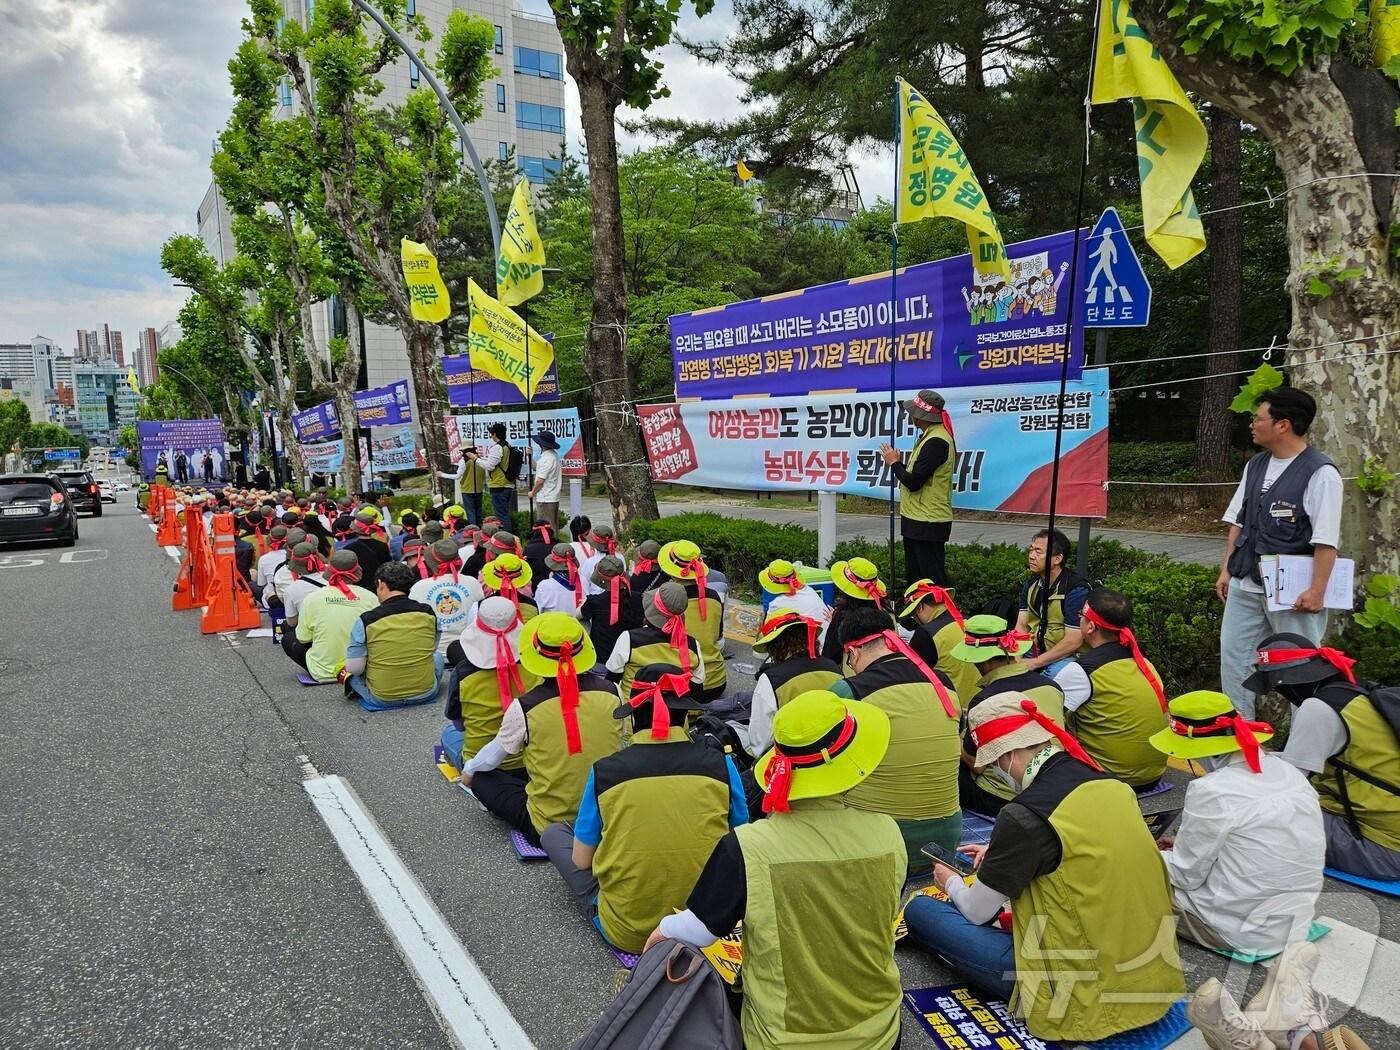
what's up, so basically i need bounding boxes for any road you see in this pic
[2,501,1397,1049]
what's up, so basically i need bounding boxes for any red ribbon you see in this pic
[906,582,964,628]
[1256,646,1357,685]
[767,567,801,596]
[762,611,820,659]
[654,590,692,676]
[607,575,628,626]
[433,557,462,584]
[845,630,956,718]
[326,567,358,598]
[533,524,553,545]
[841,565,884,610]
[674,557,709,618]
[599,535,616,556]
[629,671,691,739]
[290,553,324,581]
[1082,605,1167,711]
[556,551,583,605]
[972,699,1103,772]
[556,641,583,754]
[632,557,658,574]
[963,628,1032,654]
[1169,714,1275,773]
[912,393,956,446]
[480,613,525,709]
[763,712,857,814]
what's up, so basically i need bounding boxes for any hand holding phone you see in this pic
[922,841,977,877]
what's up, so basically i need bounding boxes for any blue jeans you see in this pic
[349,652,445,711]
[488,488,513,525]
[463,492,483,526]
[1221,578,1328,719]
[903,896,1016,1003]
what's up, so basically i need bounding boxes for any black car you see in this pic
[54,470,102,517]
[0,474,78,547]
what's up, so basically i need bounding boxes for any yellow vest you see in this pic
[1313,688,1400,852]
[899,424,954,523]
[1068,643,1168,787]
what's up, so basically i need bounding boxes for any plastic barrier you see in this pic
[201,512,262,633]
[155,486,181,546]
[172,507,213,611]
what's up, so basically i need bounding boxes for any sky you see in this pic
[0,0,893,351]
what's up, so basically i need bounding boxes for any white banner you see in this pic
[445,406,586,477]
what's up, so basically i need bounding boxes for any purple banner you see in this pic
[443,354,561,408]
[670,228,1088,400]
[137,419,228,482]
[353,380,413,427]
[292,399,340,442]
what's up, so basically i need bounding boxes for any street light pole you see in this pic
[156,364,217,419]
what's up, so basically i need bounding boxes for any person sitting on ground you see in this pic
[442,596,540,771]
[461,522,497,578]
[1149,689,1324,958]
[832,607,962,868]
[951,614,1065,817]
[455,524,480,564]
[579,555,635,664]
[536,543,585,616]
[278,542,326,641]
[400,534,429,581]
[233,512,258,585]
[254,524,291,598]
[390,511,420,560]
[330,513,356,550]
[419,519,446,552]
[523,520,557,583]
[1052,587,1170,788]
[1249,634,1400,881]
[441,503,469,544]
[542,663,748,954]
[626,540,664,623]
[484,529,523,565]
[899,579,980,708]
[1015,528,1092,674]
[658,540,727,703]
[409,538,482,656]
[905,691,1184,1043]
[342,561,442,710]
[822,556,890,664]
[462,613,623,845]
[606,581,705,697]
[760,558,832,649]
[263,528,308,607]
[568,515,597,566]
[288,549,379,681]
[299,505,334,556]
[477,552,538,624]
[646,689,905,1050]
[343,506,391,585]
[743,610,842,762]
[581,523,620,594]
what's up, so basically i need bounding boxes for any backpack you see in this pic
[504,444,524,483]
[569,940,741,1050]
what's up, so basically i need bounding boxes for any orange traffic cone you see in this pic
[156,487,181,546]
[172,506,211,611]
[201,512,261,633]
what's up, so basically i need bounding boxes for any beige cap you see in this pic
[967,691,1057,768]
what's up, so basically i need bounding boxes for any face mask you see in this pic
[991,758,1020,793]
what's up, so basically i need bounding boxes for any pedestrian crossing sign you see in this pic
[1083,207,1152,328]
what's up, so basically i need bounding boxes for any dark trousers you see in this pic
[281,629,311,670]
[902,521,952,588]
[471,768,539,845]
[488,488,513,525]
[463,493,484,526]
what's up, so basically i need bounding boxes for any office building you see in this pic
[51,352,76,394]
[158,320,183,351]
[136,327,160,386]
[0,336,58,388]
[74,362,141,442]
[197,181,237,266]
[75,329,101,363]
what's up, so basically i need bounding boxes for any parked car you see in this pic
[0,474,78,547]
[54,470,102,517]
[114,480,130,492]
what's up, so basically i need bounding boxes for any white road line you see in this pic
[164,545,182,559]
[1313,909,1400,1030]
[304,774,535,1050]
[147,523,158,532]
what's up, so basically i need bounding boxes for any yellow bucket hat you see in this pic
[519,612,598,680]
[658,540,706,581]
[482,552,533,594]
[1149,690,1275,768]
[751,609,822,657]
[759,559,804,595]
[829,556,887,605]
[754,691,891,813]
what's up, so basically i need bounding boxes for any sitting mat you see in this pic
[960,812,996,845]
[1324,867,1400,897]
[610,948,640,969]
[357,691,436,713]
[296,672,336,687]
[1081,1000,1189,1050]
[1134,778,1173,800]
[1209,921,1331,964]
[509,827,547,862]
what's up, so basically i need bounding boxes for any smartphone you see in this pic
[921,841,977,876]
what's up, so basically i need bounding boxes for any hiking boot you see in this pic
[1190,978,1272,1049]
[1246,941,1330,1049]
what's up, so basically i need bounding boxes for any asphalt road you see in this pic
[3,502,1398,1049]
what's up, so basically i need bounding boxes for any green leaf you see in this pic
[1370,574,1400,598]
[1334,265,1366,282]
[1308,276,1333,297]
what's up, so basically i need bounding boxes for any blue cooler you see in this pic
[760,566,835,616]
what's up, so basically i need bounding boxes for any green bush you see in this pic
[1336,621,1400,685]
[1109,442,1198,480]
[625,512,819,597]
[1107,562,1222,698]
[1077,538,1172,582]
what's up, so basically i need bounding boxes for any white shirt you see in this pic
[255,549,287,593]
[464,698,529,775]
[605,629,706,687]
[1280,696,1350,775]
[283,573,326,622]
[534,449,561,502]
[410,574,484,653]
[1166,753,1324,955]
[1223,451,1344,594]
[266,562,297,604]
[535,576,582,616]
[742,674,781,759]
[767,585,832,649]
[1051,661,1093,712]
[479,443,504,478]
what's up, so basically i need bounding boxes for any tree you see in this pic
[118,424,140,471]
[26,422,88,460]
[0,401,30,456]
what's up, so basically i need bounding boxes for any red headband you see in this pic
[604,573,629,626]
[912,394,956,444]
[433,555,462,583]
[1256,646,1357,685]
[845,629,956,718]
[972,699,1102,772]
[480,613,524,710]
[764,712,857,814]
[841,566,885,610]
[533,524,553,544]
[767,567,801,597]
[632,555,658,574]
[290,552,324,580]
[1169,713,1274,773]
[907,583,963,628]
[326,566,358,598]
[552,549,583,605]
[762,612,820,660]
[533,639,583,753]
[597,534,616,556]
[653,591,692,676]
[628,671,691,740]
[1082,606,1166,711]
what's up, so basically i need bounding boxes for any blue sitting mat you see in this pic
[1209,921,1331,964]
[357,690,436,713]
[960,812,996,846]
[1081,1000,1190,1050]
[1325,866,1400,896]
[296,672,336,687]
[509,827,547,862]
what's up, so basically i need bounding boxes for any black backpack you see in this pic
[504,444,524,483]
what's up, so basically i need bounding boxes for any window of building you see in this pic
[519,156,562,184]
[406,0,416,14]
[496,84,506,112]
[279,77,294,108]
[305,0,315,20]
[410,61,420,88]
[513,46,563,80]
[515,101,564,134]
[498,141,509,161]
[494,25,504,54]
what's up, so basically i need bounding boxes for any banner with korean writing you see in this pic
[292,400,340,442]
[671,228,1086,401]
[137,419,228,481]
[359,425,424,473]
[445,406,585,477]
[904,985,1055,1050]
[443,353,562,408]
[638,371,1108,517]
[300,438,345,475]
[353,380,412,427]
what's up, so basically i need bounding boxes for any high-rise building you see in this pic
[73,361,141,442]
[51,352,76,393]
[110,331,125,368]
[197,181,237,266]
[0,336,58,388]
[75,329,101,363]
[136,328,160,386]
[158,320,183,350]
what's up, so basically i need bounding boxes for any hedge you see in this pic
[1109,441,1199,481]
[625,512,819,595]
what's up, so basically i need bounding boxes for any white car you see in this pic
[114,480,130,492]
[98,481,117,503]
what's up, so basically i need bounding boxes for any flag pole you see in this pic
[524,299,534,526]
[887,76,902,591]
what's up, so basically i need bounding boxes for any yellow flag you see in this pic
[896,79,1010,279]
[495,181,546,307]
[736,159,755,183]
[1376,0,1400,66]
[127,368,140,393]
[466,279,555,399]
[400,238,452,322]
[1091,0,1206,269]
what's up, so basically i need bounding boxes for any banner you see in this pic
[496,180,546,307]
[671,227,1085,401]
[904,985,1053,1050]
[443,353,562,408]
[300,438,346,475]
[360,425,424,473]
[353,380,412,427]
[292,400,340,442]
[637,371,1108,517]
[401,238,452,322]
[137,419,228,481]
[445,406,585,477]
[466,278,555,400]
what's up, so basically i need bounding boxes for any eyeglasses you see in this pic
[1250,414,1277,426]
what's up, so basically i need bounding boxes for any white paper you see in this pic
[245,627,274,638]
[1265,554,1354,612]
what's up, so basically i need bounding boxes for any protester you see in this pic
[288,549,379,681]
[626,540,664,623]
[579,555,635,664]
[523,520,557,584]
[646,689,905,1050]
[536,543,585,616]
[390,511,420,560]
[254,524,291,597]
[527,430,561,527]
[605,582,705,697]
[743,610,842,761]
[1219,387,1343,719]
[759,558,832,649]
[878,387,955,586]
[343,506,391,584]
[455,523,480,564]
[478,553,538,623]
[461,613,623,845]
[409,538,483,655]
[342,561,441,709]
[568,515,597,564]
[905,691,1184,1043]
[1015,528,1091,673]
[263,528,308,606]
[540,664,748,953]
[659,540,727,702]
[466,423,517,525]
[822,556,890,663]
[582,524,619,594]
[461,522,496,578]
[442,597,540,771]
[899,579,980,708]
[278,542,326,637]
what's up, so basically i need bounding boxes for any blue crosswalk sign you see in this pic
[1083,207,1151,328]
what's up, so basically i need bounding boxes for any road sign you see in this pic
[1083,207,1151,328]
[44,448,81,462]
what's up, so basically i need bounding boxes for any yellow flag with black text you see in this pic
[466,279,555,399]
[401,238,452,322]
[495,181,546,307]
[896,79,1010,279]
[1091,0,1206,269]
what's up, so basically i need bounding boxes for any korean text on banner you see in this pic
[897,79,1009,279]
[361,425,424,473]
[671,228,1084,400]
[353,380,413,427]
[136,419,228,480]
[300,439,346,475]
[466,279,555,400]
[292,400,340,442]
[1090,0,1206,269]
[639,371,1109,518]
[401,238,452,322]
[446,406,585,478]
[496,180,545,307]
[443,353,562,408]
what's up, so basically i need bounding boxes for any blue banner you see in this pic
[136,419,228,481]
[292,400,340,442]
[300,438,345,474]
[442,351,561,408]
[353,380,413,427]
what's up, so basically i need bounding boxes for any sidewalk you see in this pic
[580,495,1221,567]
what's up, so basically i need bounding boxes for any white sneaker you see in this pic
[1246,941,1330,1049]
[1190,978,1272,1050]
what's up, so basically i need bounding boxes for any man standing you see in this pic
[527,430,561,527]
[878,388,955,586]
[1219,387,1342,718]
[466,423,517,526]
[202,450,215,483]
[174,449,189,483]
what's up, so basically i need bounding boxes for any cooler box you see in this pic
[760,566,835,616]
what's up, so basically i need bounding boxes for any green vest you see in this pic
[970,665,1065,802]
[899,425,954,523]
[1313,687,1400,852]
[1069,643,1168,787]
[1025,571,1088,653]
[518,675,622,832]
[682,584,726,692]
[922,610,981,709]
[462,459,486,495]
[460,665,538,771]
[618,625,701,697]
[735,799,905,1050]
[761,655,843,710]
[1009,755,1184,1041]
[593,730,733,952]
[487,444,512,488]
[842,654,961,821]
[362,597,439,701]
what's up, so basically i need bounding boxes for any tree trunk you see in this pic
[335,298,364,496]
[406,323,453,501]
[572,76,660,526]
[1193,107,1244,489]
[964,0,987,93]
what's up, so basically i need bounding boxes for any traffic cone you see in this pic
[172,506,210,611]
[201,512,261,633]
[156,487,181,546]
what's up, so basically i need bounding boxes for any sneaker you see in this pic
[1246,941,1330,1049]
[1190,978,1272,1050]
